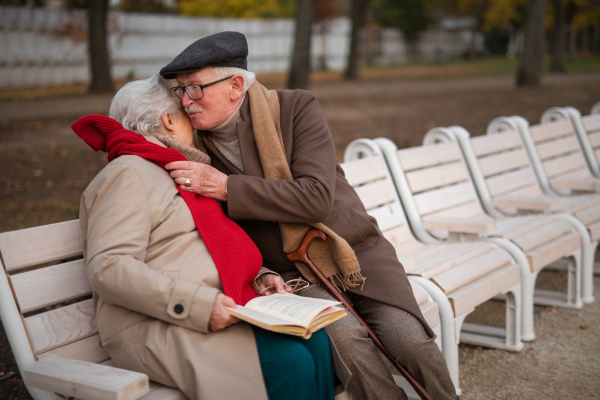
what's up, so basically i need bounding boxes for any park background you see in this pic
[1,0,599,399]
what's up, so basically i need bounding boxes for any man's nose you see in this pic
[181,91,193,108]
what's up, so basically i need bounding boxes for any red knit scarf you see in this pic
[72,114,261,305]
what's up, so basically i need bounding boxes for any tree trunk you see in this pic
[344,0,370,80]
[287,0,316,90]
[88,0,114,93]
[516,0,548,87]
[550,0,566,72]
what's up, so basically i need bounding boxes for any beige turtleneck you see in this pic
[208,95,246,173]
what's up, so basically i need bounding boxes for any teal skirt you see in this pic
[252,326,335,400]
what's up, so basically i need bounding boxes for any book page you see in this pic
[230,306,302,327]
[246,294,340,325]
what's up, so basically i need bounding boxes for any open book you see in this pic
[227,293,347,339]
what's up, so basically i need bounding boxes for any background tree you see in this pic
[371,0,435,61]
[516,0,547,87]
[287,0,317,89]
[179,0,294,18]
[550,0,566,72]
[88,0,114,93]
[344,0,370,80]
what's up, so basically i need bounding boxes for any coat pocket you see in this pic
[341,206,380,251]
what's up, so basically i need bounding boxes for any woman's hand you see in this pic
[209,293,239,331]
[253,273,288,296]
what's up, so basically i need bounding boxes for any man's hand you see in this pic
[253,273,288,296]
[165,161,228,201]
[209,293,239,332]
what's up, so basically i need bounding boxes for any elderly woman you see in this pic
[73,74,338,400]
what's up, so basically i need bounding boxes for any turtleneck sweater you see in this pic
[208,95,245,173]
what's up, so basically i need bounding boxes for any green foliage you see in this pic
[178,0,295,18]
[372,0,435,41]
[120,0,176,13]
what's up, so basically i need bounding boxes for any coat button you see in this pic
[174,304,184,314]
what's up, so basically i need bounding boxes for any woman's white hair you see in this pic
[109,74,182,135]
[211,67,256,92]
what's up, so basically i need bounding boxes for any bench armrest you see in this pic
[23,355,149,400]
[493,195,559,212]
[422,215,496,234]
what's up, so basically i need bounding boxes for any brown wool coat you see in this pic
[202,89,432,336]
[79,135,269,400]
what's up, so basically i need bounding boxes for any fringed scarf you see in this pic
[72,114,262,305]
[246,82,365,291]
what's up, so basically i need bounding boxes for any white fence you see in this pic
[0,6,471,89]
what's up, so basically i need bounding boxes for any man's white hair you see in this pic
[109,74,182,136]
[211,67,256,93]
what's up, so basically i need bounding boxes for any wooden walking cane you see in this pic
[287,228,433,400]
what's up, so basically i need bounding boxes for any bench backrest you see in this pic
[528,118,596,189]
[340,153,439,327]
[0,220,109,369]
[469,129,542,198]
[391,140,494,239]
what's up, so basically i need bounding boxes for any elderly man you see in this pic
[161,31,457,400]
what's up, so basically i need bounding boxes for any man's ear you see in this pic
[230,76,245,100]
[161,113,174,132]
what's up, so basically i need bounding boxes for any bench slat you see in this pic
[477,148,530,178]
[405,161,469,193]
[26,298,97,355]
[529,119,573,143]
[449,263,520,317]
[37,334,110,364]
[413,182,480,216]
[432,247,513,294]
[484,167,539,198]
[354,179,398,210]
[470,129,522,157]
[341,154,389,186]
[397,141,462,171]
[11,259,91,313]
[0,220,82,272]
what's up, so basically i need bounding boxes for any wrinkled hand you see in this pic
[209,293,239,332]
[165,161,228,201]
[253,273,288,296]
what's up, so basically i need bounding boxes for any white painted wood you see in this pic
[0,220,82,272]
[23,355,149,400]
[26,299,97,355]
[11,259,91,313]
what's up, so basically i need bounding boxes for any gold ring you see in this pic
[184,178,191,187]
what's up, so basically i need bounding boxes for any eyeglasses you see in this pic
[259,278,310,296]
[170,75,233,101]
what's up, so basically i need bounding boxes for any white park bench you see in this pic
[489,114,600,195]
[367,136,583,344]
[0,218,444,400]
[539,104,600,179]
[436,122,599,290]
[341,143,523,397]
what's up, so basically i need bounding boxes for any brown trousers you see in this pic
[300,285,457,400]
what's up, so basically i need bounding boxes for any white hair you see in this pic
[210,67,256,93]
[109,74,182,135]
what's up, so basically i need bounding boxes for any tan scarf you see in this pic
[247,82,365,291]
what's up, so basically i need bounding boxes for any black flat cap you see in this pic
[160,31,248,79]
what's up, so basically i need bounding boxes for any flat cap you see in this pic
[160,31,248,79]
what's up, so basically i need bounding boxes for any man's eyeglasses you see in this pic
[259,278,310,296]
[170,75,233,101]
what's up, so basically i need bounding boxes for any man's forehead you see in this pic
[176,68,215,84]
